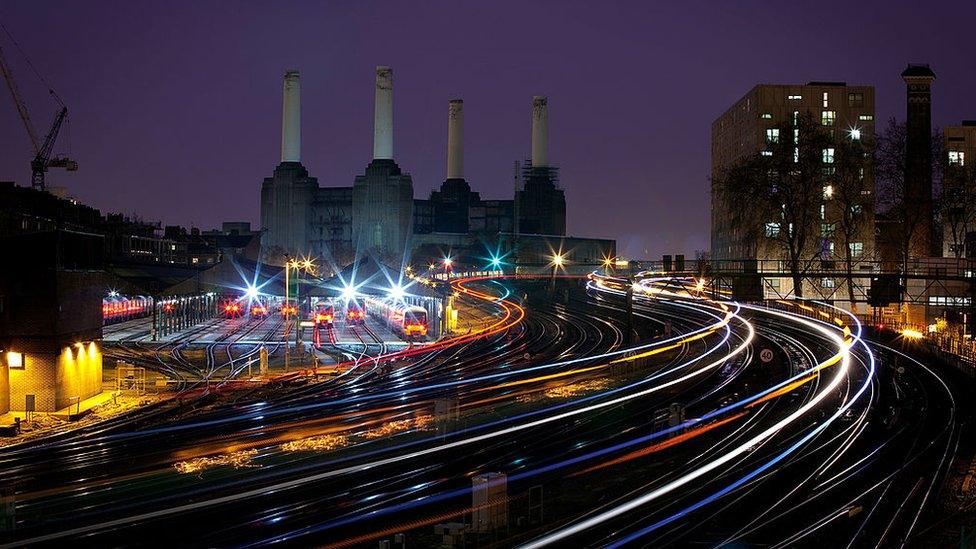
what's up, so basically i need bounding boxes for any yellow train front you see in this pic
[364,297,429,341]
[398,306,428,340]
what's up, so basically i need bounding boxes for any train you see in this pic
[313,302,335,327]
[102,295,152,324]
[222,301,243,317]
[345,301,366,325]
[222,298,269,318]
[364,297,428,340]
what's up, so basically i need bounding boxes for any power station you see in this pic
[260,67,612,269]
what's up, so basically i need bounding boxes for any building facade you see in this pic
[943,121,976,258]
[711,82,877,265]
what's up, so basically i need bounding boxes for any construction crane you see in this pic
[0,41,77,192]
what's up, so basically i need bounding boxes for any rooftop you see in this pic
[901,64,936,78]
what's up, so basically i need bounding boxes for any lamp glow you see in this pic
[387,284,405,301]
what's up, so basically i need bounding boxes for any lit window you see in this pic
[788,95,802,100]
[821,111,836,126]
[761,151,773,156]
[848,92,864,107]
[949,151,965,166]
[849,242,864,257]
[820,204,826,219]
[765,223,781,237]
[822,148,835,164]
[823,92,829,108]
[766,128,780,143]
[821,277,836,288]
[858,114,873,121]
[6,351,23,369]
[760,113,772,119]
[821,223,835,237]
[850,204,863,215]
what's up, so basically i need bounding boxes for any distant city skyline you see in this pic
[1,1,975,259]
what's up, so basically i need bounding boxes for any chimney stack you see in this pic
[373,66,394,160]
[280,70,301,163]
[447,99,464,179]
[531,96,548,167]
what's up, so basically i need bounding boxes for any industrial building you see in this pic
[260,67,414,267]
[259,68,608,272]
[901,64,939,258]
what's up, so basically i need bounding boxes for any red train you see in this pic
[346,302,366,325]
[102,295,151,324]
[314,303,335,327]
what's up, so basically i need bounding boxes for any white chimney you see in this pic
[280,70,301,163]
[373,66,394,160]
[531,95,548,168]
[447,99,464,179]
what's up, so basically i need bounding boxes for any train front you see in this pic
[402,306,428,339]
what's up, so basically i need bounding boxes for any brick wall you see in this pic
[7,344,102,413]
[0,360,8,414]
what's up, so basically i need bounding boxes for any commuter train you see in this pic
[345,301,366,325]
[222,298,268,318]
[102,295,151,324]
[249,303,269,317]
[313,302,335,327]
[222,301,243,317]
[364,297,429,340]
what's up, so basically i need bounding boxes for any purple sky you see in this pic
[2,1,974,259]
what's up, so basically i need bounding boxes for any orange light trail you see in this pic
[570,412,748,477]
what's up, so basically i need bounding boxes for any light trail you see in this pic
[522,301,864,548]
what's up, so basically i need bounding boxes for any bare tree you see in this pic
[875,118,944,270]
[940,161,976,259]
[831,132,874,307]
[715,113,832,298]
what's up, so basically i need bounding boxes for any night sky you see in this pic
[2,1,974,259]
